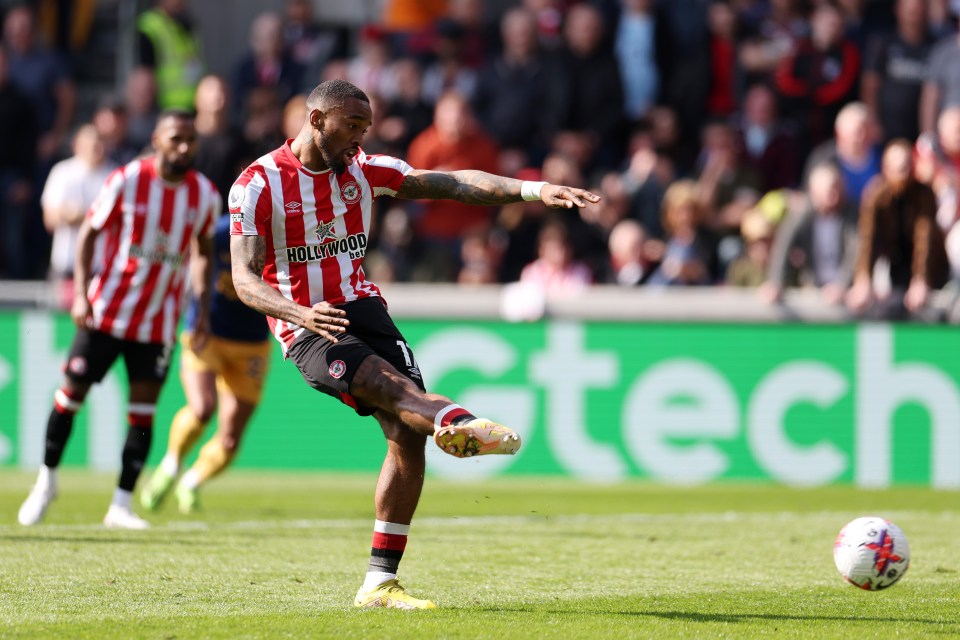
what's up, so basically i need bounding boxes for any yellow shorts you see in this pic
[179,332,272,404]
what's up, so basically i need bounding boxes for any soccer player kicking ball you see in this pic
[18,110,221,529]
[229,79,600,609]
[140,213,273,514]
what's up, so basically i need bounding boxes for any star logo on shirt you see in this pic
[316,220,337,242]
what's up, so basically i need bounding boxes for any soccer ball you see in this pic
[833,516,910,590]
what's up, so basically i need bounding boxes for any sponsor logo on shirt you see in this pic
[130,232,185,266]
[285,201,302,212]
[316,220,337,241]
[285,232,368,263]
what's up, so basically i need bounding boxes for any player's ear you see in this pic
[309,108,325,130]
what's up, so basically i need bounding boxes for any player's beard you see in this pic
[318,130,345,174]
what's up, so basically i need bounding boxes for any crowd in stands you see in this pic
[3,0,960,321]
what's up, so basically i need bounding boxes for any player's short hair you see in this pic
[156,108,196,128]
[306,79,369,111]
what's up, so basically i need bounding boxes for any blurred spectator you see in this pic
[0,45,36,279]
[122,67,158,152]
[282,92,308,140]
[805,102,881,211]
[761,162,859,304]
[282,0,350,89]
[364,204,421,283]
[41,124,115,309]
[739,0,808,82]
[921,11,960,133]
[137,0,203,111]
[706,0,741,119]
[521,0,566,51]
[233,12,304,120]
[241,86,284,159]
[605,218,654,286]
[380,0,447,52]
[695,119,762,239]
[406,91,500,279]
[657,0,711,156]
[775,2,861,149]
[861,0,932,143]
[915,106,960,233]
[615,0,662,123]
[553,3,626,170]
[494,159,577,283]
[518,219,593,294]
[737,83,800,191]
[421,18,479,104]
[847,140,950,318]
[91,99,141,166]
[458,228,500,284]
[347,25,392,99]
[379,58,433,156]
[442,0,491,68]
[472,7,561,162]
[621,140,668,238]
[194,75,248,201]
[648,179,717,285]
[726,207,776,287]
[3,4,75,164]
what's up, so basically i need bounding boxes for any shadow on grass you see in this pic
[475,606,956,626]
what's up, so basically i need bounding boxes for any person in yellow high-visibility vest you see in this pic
[137,0,204,111]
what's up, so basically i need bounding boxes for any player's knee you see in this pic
[193,402,216,424]
[221,435,240,453]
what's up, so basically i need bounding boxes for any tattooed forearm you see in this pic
[397,170,524,205]
[230,235,306,325]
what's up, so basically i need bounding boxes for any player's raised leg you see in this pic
[141,354,216,511]
[348,355,522,459]
[18,378,91,526]
[353,412,436,610]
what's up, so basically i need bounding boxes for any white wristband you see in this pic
[520,181,548,202]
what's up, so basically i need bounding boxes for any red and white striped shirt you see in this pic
[229,140,412,351]
[86,156,220,344]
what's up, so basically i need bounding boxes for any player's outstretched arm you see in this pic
[396,169,601,209]
[230,235,349,342]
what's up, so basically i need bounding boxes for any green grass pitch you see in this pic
[1,471,958,639]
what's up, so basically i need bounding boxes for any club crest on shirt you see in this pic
[228,184,245,209]
[316,220,337,242]
[340,181,361,204]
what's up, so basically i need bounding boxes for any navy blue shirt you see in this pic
[185,214,270,342]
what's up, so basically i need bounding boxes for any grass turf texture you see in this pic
[0,471,958,639]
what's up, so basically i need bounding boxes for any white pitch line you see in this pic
[0,510,957,534]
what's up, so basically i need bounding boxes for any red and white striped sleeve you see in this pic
[229,164,272,236]
[198,177,221,239]
[361,153,414,198]
[86,166,126,230]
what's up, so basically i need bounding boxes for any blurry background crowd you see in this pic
[3,0,960,320]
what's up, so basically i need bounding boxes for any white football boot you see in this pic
[103,504,150,530]
[18,476,58,526]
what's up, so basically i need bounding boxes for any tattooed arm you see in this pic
[396,169,601,209]
[230,235,348,342]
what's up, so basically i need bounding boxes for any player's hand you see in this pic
[904,278,930,312]
[845,279,874,313]
[70,295,93,329]
[191,315,211,353]
[303,302,349,343]
[540,184,601,209]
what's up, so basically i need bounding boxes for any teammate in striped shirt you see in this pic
[229,79,600,608]
[18,110,221,530]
